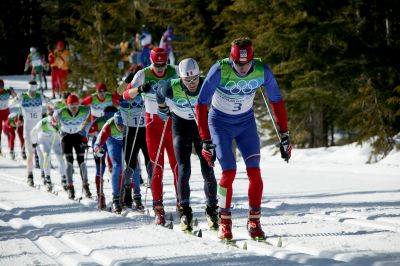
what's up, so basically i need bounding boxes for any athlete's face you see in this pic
[68,104,79,115]
[232,60,253,75]
[97,90,106,99]
[152,62,167,75]
[182,75,199,92]
[116,123,125,132]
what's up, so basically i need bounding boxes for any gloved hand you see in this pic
[80,136,89,150]
[138,82,152,93]
[157,106,170,121]
[93,146,104,157]
[32,143,37,148]
[279,132,292,163]
[201,140,216,167]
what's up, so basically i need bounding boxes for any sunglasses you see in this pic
[154,63,167,68]
[233,60,252,67]
[183,75,199,83]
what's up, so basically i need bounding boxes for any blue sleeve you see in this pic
[263,64,283,103]
[156,81,173,104]
[197,63,221,105]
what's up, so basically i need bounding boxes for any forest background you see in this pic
[0,0,399,161]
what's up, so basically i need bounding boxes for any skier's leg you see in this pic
[62,135,74,184]
[146,114,166,206]
[107,138,123,198]
[24,123,35,176]
[164,118,179,197]
[8,126,16,154]
[53,135,66,178]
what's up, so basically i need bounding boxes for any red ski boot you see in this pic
[247,210,265,241]
[154,205,166,226]
[218,212,233,241]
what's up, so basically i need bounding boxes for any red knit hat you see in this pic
[67,94,80,105]
[150,48,167,64]
[57,41,65,49]
[96,82,107,92]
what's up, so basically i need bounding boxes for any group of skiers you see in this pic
[24,41,69,99]
[0,36,292,242]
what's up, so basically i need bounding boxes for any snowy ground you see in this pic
[1,75,400,266]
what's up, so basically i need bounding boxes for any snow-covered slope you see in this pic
[1,75,400,265]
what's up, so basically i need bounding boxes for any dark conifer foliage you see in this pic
[0,0,399,159]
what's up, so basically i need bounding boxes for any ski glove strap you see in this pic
[279,132,292,163]
[157,106,170,121]
[201,140,216,167]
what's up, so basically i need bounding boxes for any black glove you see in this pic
[157,106,171,121]
[124,72,135,84]
[138,82,152,93]
[32,143,37,148]
[201,140,216,167]
[279,132,292,163]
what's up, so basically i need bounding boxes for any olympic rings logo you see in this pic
[222,79,261,95]
[148,79,170,92]
[174,97,196,108]
[120,97,144,108]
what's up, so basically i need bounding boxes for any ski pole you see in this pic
[260,86,281,143]
[99,154,103,209]
[184,92,198,125]
[144,116,169,210]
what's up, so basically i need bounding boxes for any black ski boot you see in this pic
[205,204,219,230]
[133,196,144,212]
[22,150,27,160]
[122,185,132,208]
[44,176,53,192]
[179,206,193,232]
[112,196,122,214]
[61,176,67,191]
[82,183,92,198]
[67,184,75,199]
[27,173,34,187]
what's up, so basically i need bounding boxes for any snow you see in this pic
[1,75,400,266]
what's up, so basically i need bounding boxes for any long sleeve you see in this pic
[95,123,111,148]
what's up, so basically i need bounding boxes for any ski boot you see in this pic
[61,176,68,191]
[122,185,133,209]
[82,183,92,198]
[10,151,16,160]
[27,173,34,187]
[22,150,27,160]
[44,176,53,192]
[247,210,265,241]
[154,205,166,226]
[67,184,75,199]
[98,193,106,210]
[133,196,144,212]
[178,205,193,232]
[112,196,122,214]
[218,212,233,241]
[205,204,219,230]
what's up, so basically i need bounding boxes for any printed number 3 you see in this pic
[232,103,242,112]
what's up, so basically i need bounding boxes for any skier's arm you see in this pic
[196,63,221,140]
[156,80,173,106]
[81,95,93,106]
[124,70,145,100]
[262,64,288,133]
[94,123,111,147]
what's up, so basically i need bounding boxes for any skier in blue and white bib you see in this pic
[196,37,292,241]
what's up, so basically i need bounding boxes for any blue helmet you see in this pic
[104,106,118,120]
[114,111,124,126]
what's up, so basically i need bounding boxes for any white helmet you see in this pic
[178,58,200,78]
[30,47,37,53]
